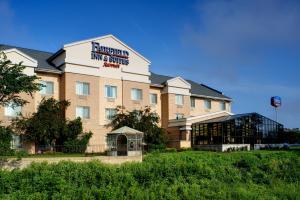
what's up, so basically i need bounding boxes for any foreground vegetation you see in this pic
[0,150,299,200]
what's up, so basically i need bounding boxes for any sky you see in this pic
[0,0,299,128]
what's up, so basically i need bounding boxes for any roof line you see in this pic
[2,48,38,64]
[0,43,53,54]
[191,94,232,101]
[47,48,65,62]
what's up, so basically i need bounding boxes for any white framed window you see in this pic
[191,98,195,108]
[40,81,54,95]
[76,82,90,96]
[76,106,90,119]
[4,103,22,117]
[150,93,157,105]
[105,108,117,120]
[220,101,226,111]
[204,99,211,110]
[175,94,184,105]
[105,85,117,99]
[131,88,142,101]
[175,113,184,120]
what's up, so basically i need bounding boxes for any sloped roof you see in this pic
[150,72,231,100]
[0,44,61,73]
[108,126,143,135]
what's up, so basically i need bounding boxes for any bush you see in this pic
[63,131,92,153]
[15,149,28,158]
[0,151,299,199]
[0,126,14,156]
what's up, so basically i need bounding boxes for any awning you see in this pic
[108,126,143,135]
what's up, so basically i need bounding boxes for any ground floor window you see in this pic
[11,135,21,149]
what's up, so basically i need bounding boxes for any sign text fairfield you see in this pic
[91,42,129,68]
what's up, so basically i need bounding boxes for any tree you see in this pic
[0,52,42,107]
[109,106,167,149]
[12,98,92,152]
[278,129,300,144]
[0,126,14,156]
[13,98,69,146]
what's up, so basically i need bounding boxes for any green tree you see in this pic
[13,98,69,146]
[0,52,42,107]
[12,98,92,152]
[109,106,167,149]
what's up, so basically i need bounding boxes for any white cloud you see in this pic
[183,0,300,61]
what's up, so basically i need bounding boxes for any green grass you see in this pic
[0,150,299,199]
[289,145,300,150]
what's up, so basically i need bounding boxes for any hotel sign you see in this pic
[91,42,129,68]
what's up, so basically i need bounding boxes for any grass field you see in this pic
[0,150,299,199]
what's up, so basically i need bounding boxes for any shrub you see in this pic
[15,149,28,158]
[0,151,299,199]
[0,126,14,156]
[63,131,93,153]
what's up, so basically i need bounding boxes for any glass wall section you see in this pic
[191,113,283,147]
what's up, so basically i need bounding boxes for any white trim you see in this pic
[187,111,233,121]
[166,76,191,88]
[179,126,192,131]
[2,48,38,64]
[191,93,232,101]
[63,34,151,64]
[168,111,233,125]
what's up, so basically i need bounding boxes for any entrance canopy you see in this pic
[107,126,143,156]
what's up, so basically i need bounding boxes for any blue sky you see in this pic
[1,0,299,128]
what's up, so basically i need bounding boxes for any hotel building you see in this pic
[1,35,280,153]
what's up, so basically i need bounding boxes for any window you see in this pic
[191,98,195,108]
[220,101,226,111]
[40,81,54,95]
[175,113,184,120]
[204,99,211,110]
[175,94,184,105]
[105,85,117,99]
[76,82,90,96]
[76,106,90,119]
[150,93,157,104]
[105,108,117,120]
[4,103,21,117]
[11,135,21,149]
[131,88,142,101]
